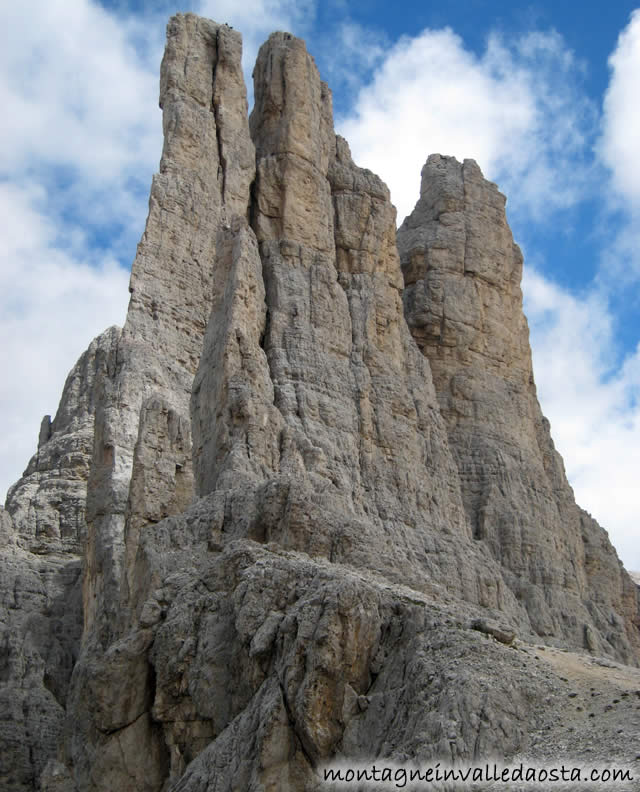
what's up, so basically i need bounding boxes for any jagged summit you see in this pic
[1,14,638,792]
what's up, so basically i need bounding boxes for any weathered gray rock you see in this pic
[5,327,120,556]
[398,154,640,662]
[2,14,640,792]
[0,535,82,791]
[471,617,516,645]
[1,328,118,791]
[120,396,194,626]
[201,33,509,609]
[51,14,257,788]
[83,12,255,644]
[133,541,536,791]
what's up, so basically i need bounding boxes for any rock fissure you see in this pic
[97,708,150,738]
[278,680,317,770]
[211,28,227,206]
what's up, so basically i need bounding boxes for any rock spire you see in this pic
[398,154,639,660]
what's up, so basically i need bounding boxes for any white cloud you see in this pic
[597,9,640,289]
[0,0,162,500]
[0,180,130,501]
[600,9,640,209]
[0,0,162,194]
[338,27,597,223]
[524,266,640,571]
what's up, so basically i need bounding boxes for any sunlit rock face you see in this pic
[1,13,638,792]
[398,154,640,660]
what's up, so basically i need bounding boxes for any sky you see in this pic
[1,1,639,570]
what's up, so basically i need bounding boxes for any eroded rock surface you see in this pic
[0,542,82,791]
[5,327,120,556]
[1,328,117,791]
[398,154,640,663]
[2,13,639,792]
[82,14,256,646]
[190,31,510,608]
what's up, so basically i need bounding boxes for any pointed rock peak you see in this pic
[402,154,522,291]
[159,13,254,218]
[160,14,234,109]
[249,30,334,251]
[399,152,528,387]
[80,13,257,640]
[5,326,121,555]
[398,153,640,662]
[250,30,334,170]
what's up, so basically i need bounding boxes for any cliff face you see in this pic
[397,155,640,658]
[190,31,509,609]
[83,15,255,646]
[1,328,118,791]
[1,14,639,792]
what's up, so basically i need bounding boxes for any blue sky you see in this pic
[1,1,639,570]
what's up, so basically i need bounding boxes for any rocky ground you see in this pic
[526,644,639,760]
[480,642,640,790]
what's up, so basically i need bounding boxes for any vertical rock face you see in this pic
[0,543,83,792]
[2,14,639,792]
[191,32,510,606]
[83,14,255,642]
[398,154,640,660]
[43,14,257,792]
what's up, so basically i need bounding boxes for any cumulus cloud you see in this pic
[600,9,640,209]
[0,181,130,500]
[597,9,640,289]
[0,0,164,500]
[0,0,162,216]
[338,28,597,223]
[524,266,640,571]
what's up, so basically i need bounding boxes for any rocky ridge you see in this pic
[1,13,639,792]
